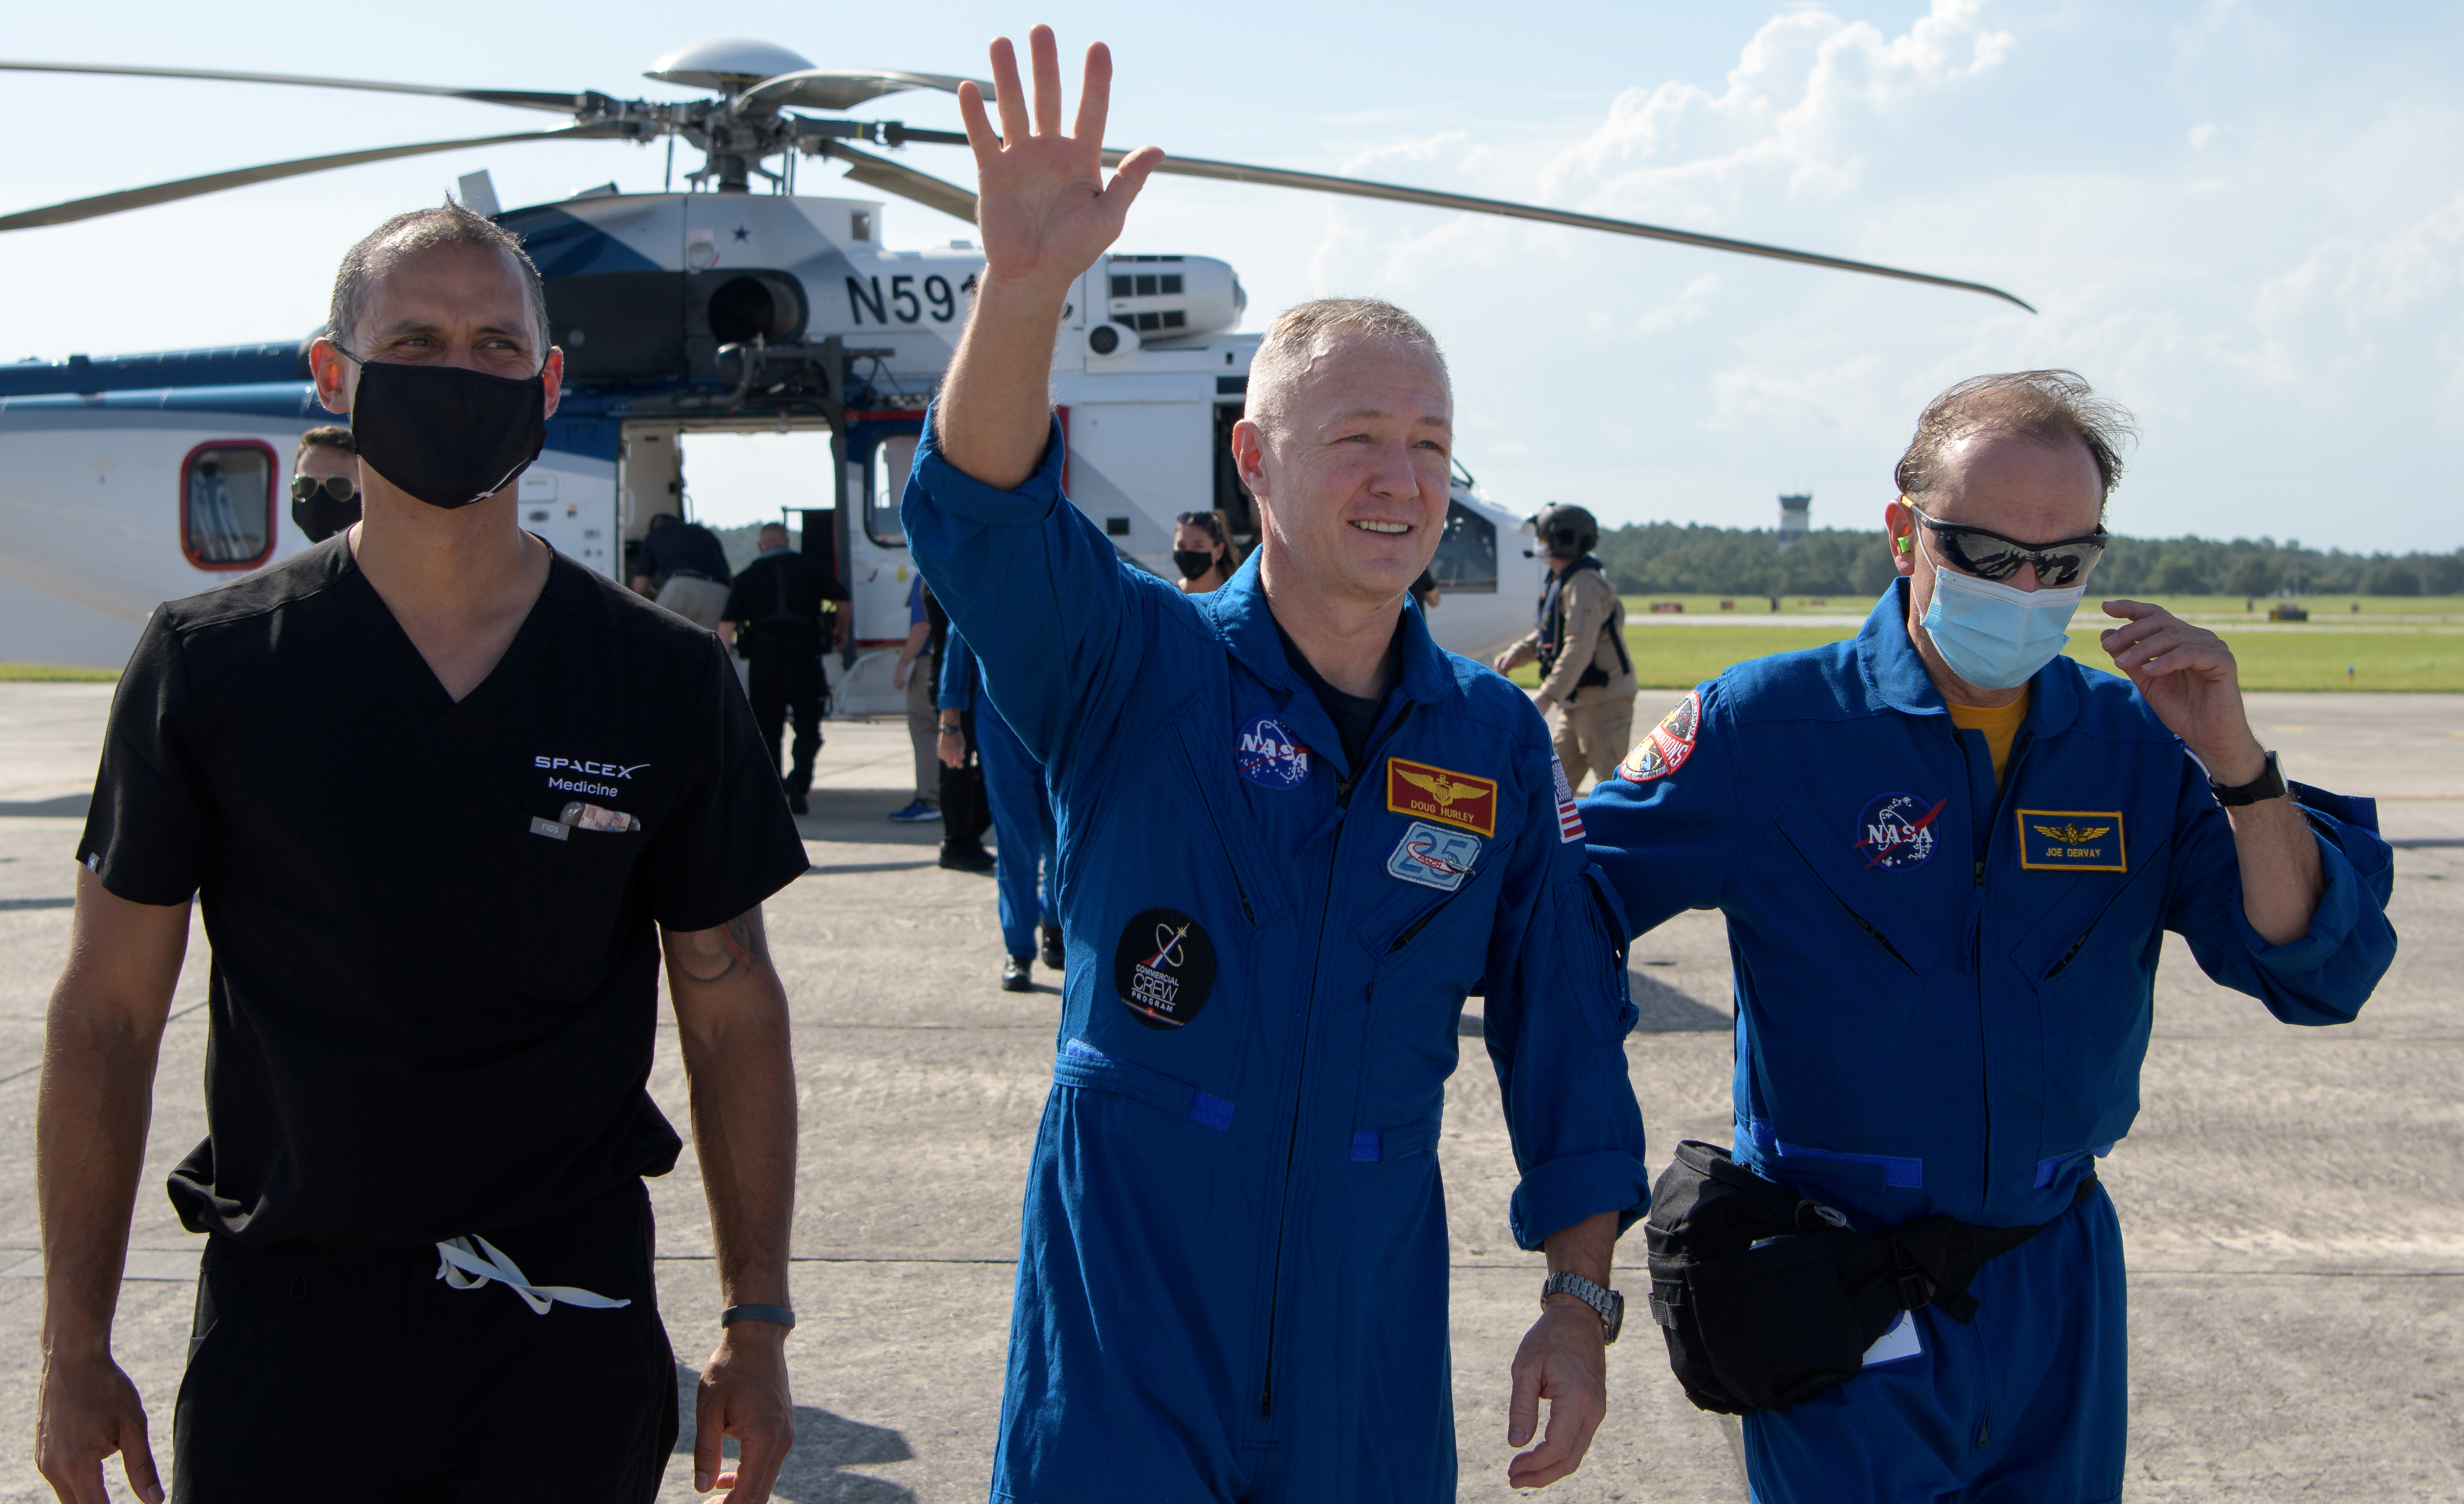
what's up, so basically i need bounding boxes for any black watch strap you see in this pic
[720,1303,796,1329]
[2210,749,2286,807]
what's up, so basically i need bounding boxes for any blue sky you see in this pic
[4,1,2460,550]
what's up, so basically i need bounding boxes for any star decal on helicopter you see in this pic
[732,225,750,242]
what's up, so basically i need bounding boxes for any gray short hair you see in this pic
[1244,298,1450,432]
[1894,370,2138,504]
[328,199,551,359]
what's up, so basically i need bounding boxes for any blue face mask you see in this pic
[1916,535,2086,691]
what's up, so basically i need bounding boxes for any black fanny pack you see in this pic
[1642,1139,2094,1415]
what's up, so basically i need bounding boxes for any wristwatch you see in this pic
[1540,1271,1624,1344]
[2210,749,2287,807]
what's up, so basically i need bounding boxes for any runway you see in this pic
[0,684,2454,1501]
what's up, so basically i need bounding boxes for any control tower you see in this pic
[1778,493,1812,550]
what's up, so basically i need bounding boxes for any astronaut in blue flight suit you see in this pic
[1584,371,2398,1503]
[938,627,1063,990]
[902,31,1650,1500]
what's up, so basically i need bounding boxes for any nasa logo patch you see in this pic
[1386,821,1483,892]
[1856,792,1948,872]
[1617,689,1702,784]
[1235,715,1312,790]
[1114,907,1220,1030]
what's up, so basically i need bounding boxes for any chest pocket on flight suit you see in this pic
[1770,798,1944,981]
[1049,709,1272,1125]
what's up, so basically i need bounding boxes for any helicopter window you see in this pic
[850,211,872,242]
[180,441,276,571]
[1425,500,1498,595]
[866,433,920,548]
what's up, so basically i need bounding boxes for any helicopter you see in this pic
[0,38,2031,703]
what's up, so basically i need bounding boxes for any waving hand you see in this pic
[940,27,1162,488]
[960,29,1163,301]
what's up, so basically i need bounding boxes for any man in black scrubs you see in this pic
[723,521,851,814]
[34,202,808,1504]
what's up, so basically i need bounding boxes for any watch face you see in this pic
[1603,1289,1624,1344]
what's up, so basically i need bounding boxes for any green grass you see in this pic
[1619,592,2464,622]
[0,663,119,682]
[1512,621,2464,691]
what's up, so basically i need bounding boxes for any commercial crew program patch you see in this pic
[1386,757,1498,837]
[1236,715,1312,790]
[1114,907,1219,1030]
[1387,821,1483,892]
[2016,809,2126,872]
[1856,791,1946,872]
[1617,689,1702,783]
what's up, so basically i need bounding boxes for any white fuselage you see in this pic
[0,189,1543,688]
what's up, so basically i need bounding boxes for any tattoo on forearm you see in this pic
[672,905,770,984]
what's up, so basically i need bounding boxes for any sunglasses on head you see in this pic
[291,475,358,505]
[1906,502,2106,588]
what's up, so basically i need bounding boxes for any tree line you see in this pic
[1593,523,2464,599]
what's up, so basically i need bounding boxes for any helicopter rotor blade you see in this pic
[816,142,978,224]
[738,68,994,117]
[1091,149,2034,312]
[0,125,624,232]
[0,60,594,114]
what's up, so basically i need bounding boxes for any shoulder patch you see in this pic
[1551,754,1586,842]
[1616,689,1702,784]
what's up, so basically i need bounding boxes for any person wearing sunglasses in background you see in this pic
[1172,507,1238,593]
[1580,371,2396,1504]
[289,424,361,543]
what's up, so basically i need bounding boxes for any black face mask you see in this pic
[340,348,546,509]
[290,475,360,543]
[1173,548,1218,581]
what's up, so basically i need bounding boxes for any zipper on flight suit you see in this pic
[1966,732,2034,1209]
[1256,703,1418,1421]
[1174,737,1257,926]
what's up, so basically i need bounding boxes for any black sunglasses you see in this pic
[1907,503,2106,588]
[290,475,358,505]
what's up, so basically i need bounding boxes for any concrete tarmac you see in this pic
[0,684,2454,1501]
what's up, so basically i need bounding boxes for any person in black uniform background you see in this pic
[36,202,807,1504]
[630,512,735,629]
[723,522,850,816]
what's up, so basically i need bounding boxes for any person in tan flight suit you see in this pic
[1494,503,1637,789]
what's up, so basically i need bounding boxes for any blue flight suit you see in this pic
[1584,581,2398,1504]
[903,412,1650,1503]
[940,628,1059,959]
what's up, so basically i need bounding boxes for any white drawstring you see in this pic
[434,1235,630,1316]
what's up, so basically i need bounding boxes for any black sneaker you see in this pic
[939,844,995,874]
[788,791,809,815]
[1002,955,1034,992]
[1040,923,1065,971]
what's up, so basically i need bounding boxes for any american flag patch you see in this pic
[1552,755,1586,842]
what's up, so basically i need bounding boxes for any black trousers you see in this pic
[938,707,992,849]
[747,648,826,795]
[172,1180,678,1502]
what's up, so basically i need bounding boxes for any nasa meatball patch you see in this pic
[1856,791,1947,872]
[1617,689,1702,783]
[1114,908,1220,1030]
[1235,715,1312,790]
